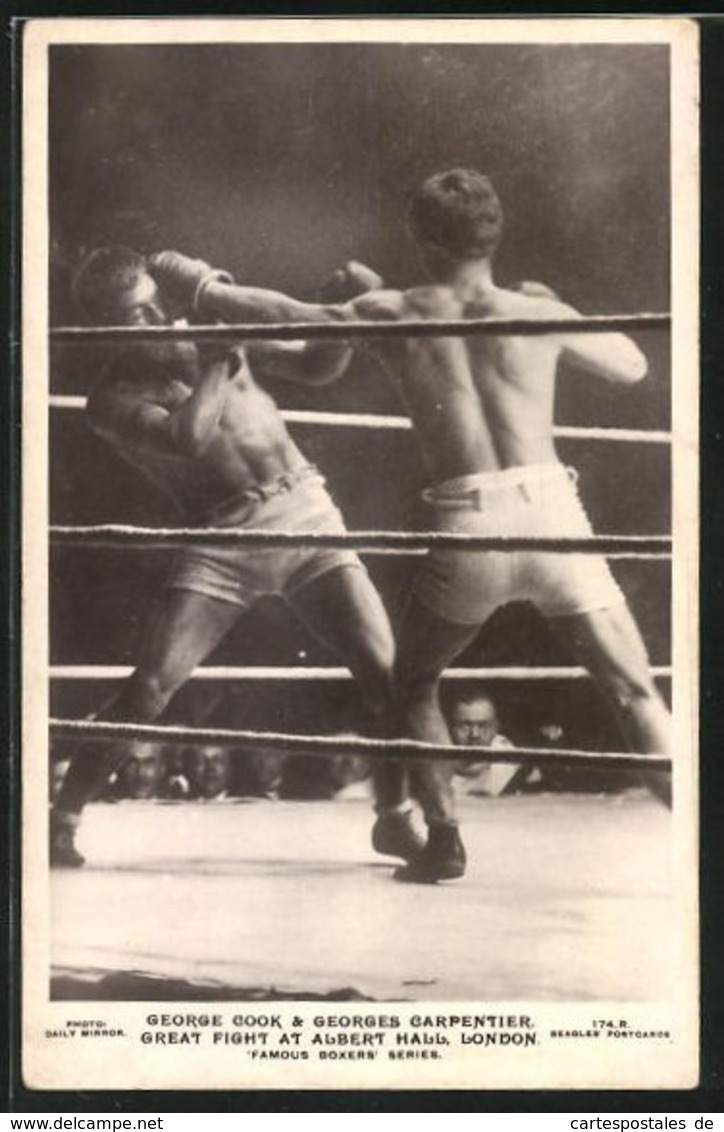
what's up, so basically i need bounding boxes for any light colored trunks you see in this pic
[413,462,625,625]
[165,466,364,610]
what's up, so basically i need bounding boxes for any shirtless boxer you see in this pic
[330,169,672,881]
[50,247,421,867]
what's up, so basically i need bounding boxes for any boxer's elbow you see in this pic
[175,432,206,458]
[256,339,351,385]
[613,339,648,384]
[565,335,649,384]
[168,415,213,457]
[299,344,353,385]
[178,430,214,458]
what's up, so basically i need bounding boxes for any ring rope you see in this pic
[51,313,670,344]
[50,525,671,558]
[49,717,670,774]
[49,663,672,681]
[49,396,672,446]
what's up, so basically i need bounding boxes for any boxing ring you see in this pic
[50,793,672,1003]
[47,311,676,1002]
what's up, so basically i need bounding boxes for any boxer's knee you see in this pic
[395,668,441,714]
[116,669,179,721]
[601,664,659,721]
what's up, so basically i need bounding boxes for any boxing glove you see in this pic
[148,250,234,314]
[319,260,383,303]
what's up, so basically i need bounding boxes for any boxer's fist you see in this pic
[319,260,383,303]
[514,280,560,300]
[148,250,233,314]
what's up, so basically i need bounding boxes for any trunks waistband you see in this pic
[191,464,323,525]
[422,463,578,510]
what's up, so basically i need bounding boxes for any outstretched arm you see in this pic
[203,261,390,384]
[207,282,355,387]
[198,278,343,326]
[149,251,359,386]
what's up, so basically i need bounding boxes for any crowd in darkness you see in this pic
[50,685,637,805]
[50,737,371,805]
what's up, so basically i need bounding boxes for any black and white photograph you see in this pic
[22,17,698,1091]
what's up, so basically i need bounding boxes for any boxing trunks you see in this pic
[413,462,625,625]
[165,465,364,609]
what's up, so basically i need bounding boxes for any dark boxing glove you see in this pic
[148,250,234,315]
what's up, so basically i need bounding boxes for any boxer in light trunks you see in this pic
[51,247,422,867]
[328,168,672,880]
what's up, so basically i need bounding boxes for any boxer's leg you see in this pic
[392,595,483,882]
[52,589,242,865]
[288,565,425,863]
[551,602,672,805]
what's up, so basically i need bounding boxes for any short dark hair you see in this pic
[452,685,497,713]
[408,169,503,257]
[72,245,148,322]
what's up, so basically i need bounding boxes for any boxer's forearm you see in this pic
[552,300,648,384]
[248,337,354,386]
[197,279,345,326]
[297,340,355,385]
[150,251,355,383]
[199,280,355,384]
[562,330,648,384]
[168,353,234,454]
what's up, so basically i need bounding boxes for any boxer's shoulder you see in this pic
[401,284,462,320]
[475,284,566,321]
[349,287,406,322]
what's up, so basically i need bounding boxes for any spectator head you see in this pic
[116,743,164,799]
[186,746,231,799]
[539,722,565,746]
[449,687,500,747]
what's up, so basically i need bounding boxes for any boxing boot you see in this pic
[394,821,466,883]
[371,807,425,862]
[50,810,85,868]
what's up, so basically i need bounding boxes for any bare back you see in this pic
[351,282,647,485]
